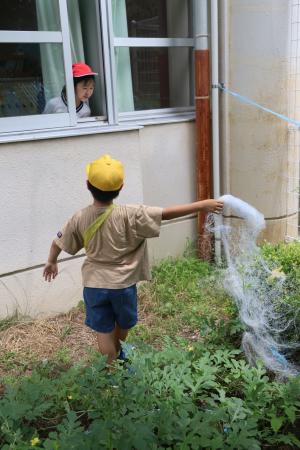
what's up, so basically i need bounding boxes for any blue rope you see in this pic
[219,84,300,128]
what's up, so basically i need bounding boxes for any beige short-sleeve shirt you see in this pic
[54,204,163,289]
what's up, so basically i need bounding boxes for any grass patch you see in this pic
[0,312,27,332]
[0,344,300,449]
[130,256,239,347]
[0,252,300,448]
[0,257,238,377]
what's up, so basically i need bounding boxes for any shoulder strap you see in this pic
[83,204,116,250]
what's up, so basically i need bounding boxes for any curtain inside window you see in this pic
[112,0,134,112]
[78,0,106,116]
[36,0,85,105]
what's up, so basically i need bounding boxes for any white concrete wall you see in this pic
[0,121,196,318]
[139,122,197,262]
[225,0,298,240]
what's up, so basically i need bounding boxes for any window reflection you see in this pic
[113,0,191,38]
[116,47,193,111]
[0,0,60,31]
[0,44,66,117]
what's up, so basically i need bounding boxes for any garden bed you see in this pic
[0,248,300,449]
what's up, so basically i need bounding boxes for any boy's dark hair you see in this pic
[73,75,95,87]
[87,181,121,202]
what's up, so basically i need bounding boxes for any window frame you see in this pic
[0,0,76,133]
[103,0,195,122]
[0,0,195,140]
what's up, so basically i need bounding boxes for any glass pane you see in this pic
[113,0,190,38]
[0,43,66,117]
[74,0,106,117]
[0,0,61,31]
[115,47,193,112]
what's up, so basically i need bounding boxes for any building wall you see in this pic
[139,123,197,262]
[224,0,298,241]
[0,121,196,318]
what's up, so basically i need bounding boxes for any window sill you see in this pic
[127,112,195,126]
[0,113,195,144]
[0,122,142,144]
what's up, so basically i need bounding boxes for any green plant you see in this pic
[0,313,30,332]
[1,252,300,449]
[261,241,300,277]
[260,242,300,347]
[136,256,237,347]
[0,343,300,449]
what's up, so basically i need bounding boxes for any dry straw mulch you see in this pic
[0,289,197,378]
[0,296,154,377]
[0,308,96,374]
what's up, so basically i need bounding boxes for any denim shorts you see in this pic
[83,285,138,333]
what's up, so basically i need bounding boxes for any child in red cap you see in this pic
[43,155,223,366]
[43,62,97,118]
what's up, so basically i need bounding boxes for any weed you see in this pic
[1,251,300,448]
[0,344,299,449]
[53,347,72,365]
[135,256,237,347]
[58,325,73,342]
[0,312,27,332]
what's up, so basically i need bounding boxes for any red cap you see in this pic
[72,62,98,78]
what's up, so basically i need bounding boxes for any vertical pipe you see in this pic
[193,0,213,260]
[211,0,220,200]
[219,0,230,195]
[211,0,222,264]
[211,0,220,199]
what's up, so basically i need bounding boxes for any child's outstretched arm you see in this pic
[43,241,62,282]
[162,199,223,220]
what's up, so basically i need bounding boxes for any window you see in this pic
[110,0,194,118]
[0,0,76,132]
[67,0,106,119]
[0,43,66,118]
[0,0,194,136]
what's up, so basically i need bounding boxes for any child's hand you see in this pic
[201,199,224,214]
[43,262,58,282]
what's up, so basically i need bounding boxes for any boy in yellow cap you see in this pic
[43,154,223,365]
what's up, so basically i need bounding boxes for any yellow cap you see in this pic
[86,154,124,191]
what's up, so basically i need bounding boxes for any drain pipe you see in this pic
[193,0,213,260]
[211,0,222,263]
[219,0,230,195]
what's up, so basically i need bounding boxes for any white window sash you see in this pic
[101,0,118,124]
[0,31,62,43]
[59,0,76,125]
[119,106,195,118]
[0,0,76,132]
[0,114,71,133]
[102,0,195,120]
[113,37,194,47]
[0,0,196,138]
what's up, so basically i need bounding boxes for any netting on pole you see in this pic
[207,195,299,377]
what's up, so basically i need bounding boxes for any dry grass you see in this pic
[0,258,231,378]
[0,297,198,379]
[0,291,163,377]
[0,308,96,375]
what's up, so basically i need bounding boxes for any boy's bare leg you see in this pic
[96,331,118,365]
[114,324,129,354]
[96,326,129,365]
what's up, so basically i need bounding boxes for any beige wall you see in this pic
[139,122,197,263]
[0,121,196,318]
[224,0,299,241]
[2,1,298,318]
